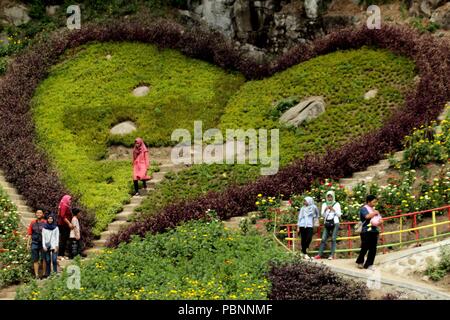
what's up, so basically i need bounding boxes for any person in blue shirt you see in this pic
[297,196,319,259]
[356,195,383,270]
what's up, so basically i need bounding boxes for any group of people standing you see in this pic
[297,192,382,270]
[26,195,82,279]
[25,137,150,279]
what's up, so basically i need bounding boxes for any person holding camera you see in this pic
[314,191,342,260]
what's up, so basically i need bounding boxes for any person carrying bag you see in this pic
[314,191,342,260]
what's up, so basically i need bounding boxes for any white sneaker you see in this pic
[304,254,310,260]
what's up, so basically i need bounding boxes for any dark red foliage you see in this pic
[0,17,448,248]
[107,24,450,247]
[267,261,369,300]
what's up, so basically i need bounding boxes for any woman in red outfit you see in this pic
[57,195,73,258]
[132,138,151,196]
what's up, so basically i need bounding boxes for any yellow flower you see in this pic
[258,194,262,197]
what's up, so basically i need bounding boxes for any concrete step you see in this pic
[367,163,389,172]
[115,211,134,221]
[16,204,32,212]
[92,239,107,247]
[129,196,144,206]
[8,193,24,202]
[352,171,375,180]
[108,220,129,232]
[21,212,36,219]
[151,171,167,180]
[84,248,104,256]
[100,230,116,239]
[148,178,164,187]
[0,291,16,300]
[123,202,141,211]
[378,159,390,167]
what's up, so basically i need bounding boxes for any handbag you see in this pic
[354,221,363,234]
[324,203,336,230]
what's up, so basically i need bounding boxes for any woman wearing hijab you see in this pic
[297,196,320,259]
[42,214,59,276]
[133,137,151,196]
[57,195,73,258]
[314,191,342,260]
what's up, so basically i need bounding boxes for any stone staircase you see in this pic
[0,285,19,300]
[339,151,404,190]
[85,159,185,256]
[0,170,35,230]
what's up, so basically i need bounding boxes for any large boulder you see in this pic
[431,2,450,30]
[279,96,326,127]
[2,5,31,26]
[110,121,137,136]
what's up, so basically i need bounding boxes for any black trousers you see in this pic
[133,180,147,194]
[356,232,379,268]
[58,226,70,257]
[69,238,80,259]
[298,227,313,254]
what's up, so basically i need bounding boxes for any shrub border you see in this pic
[0,17,448,248]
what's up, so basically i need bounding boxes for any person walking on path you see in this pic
[297,196,319,259]
[57,195,73,259]
[356,195,383,270]
[314,191,342,260]
[42,214,59,276]
[133,137,151,196]
[27,210,47,279]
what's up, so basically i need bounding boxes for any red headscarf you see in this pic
[133,138,148,160]
[57,195,72,226]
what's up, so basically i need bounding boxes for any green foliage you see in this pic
[269,96,299,120]
[32,42,245,234]
[0,57,7,75]
[16,218,289,300]
[401,117,450,169]
[219,47,416,165]
[426,247,450,281]
[33,45,414,233]
[0,189,31,288]
[410,18,441,34]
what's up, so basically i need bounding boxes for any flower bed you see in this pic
[0,17,448,248]
[16,216,289,300]
[0,188,31,288]
[108,23,450,247]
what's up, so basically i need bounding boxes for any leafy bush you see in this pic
[0,19,448,249]
[401,117,450,169]
[16,217,288,300]
[267,260,369,300]
[220,47,416,165]
[425,247,450,281]
[32,42,244,234]
[109,23,450,247]
[0,189,31,288]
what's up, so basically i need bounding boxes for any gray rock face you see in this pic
[408,0,447,17]
[3,5,31,26]
[431,2,450,30]
[198,0,235,37]
[132,86,150,97]
[110,121,137,136]
[279,96,326,127]
[304,0,319,19]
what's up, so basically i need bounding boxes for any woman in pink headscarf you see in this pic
[133,138,150,196]
[57,195,72,258]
